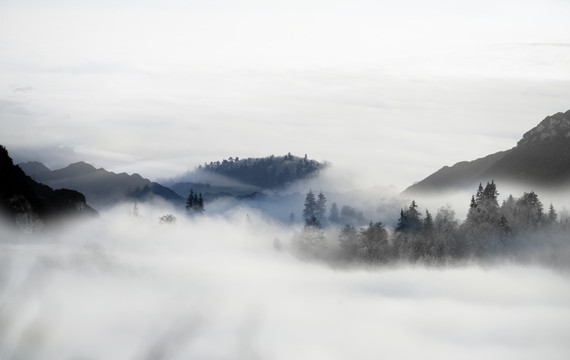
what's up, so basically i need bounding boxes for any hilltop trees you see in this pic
[200,154,326,189]
[303,190,327,227]
[186,189,205,215]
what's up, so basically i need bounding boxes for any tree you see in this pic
[186,189,205,215]
[315,192,327,226]
[515,191,543,229]
[197,193,205,213]
[396,200,422,233]
[337,224,360,261]
[328,202,340,223]
[547,204,558,226]
[303,190,317,222]
[186,189,195,210]
[305,215,321,229]
[159,214,176,224]
[462,181,501,257]
[394,201,423,261]
[431,205,459,263]
[423,210,434,234]
[359,221,390,263]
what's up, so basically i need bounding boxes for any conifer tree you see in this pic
[186,189,195,211]
[303,190,317,222]
[315,192,327,225]
[186,189,205,214]
[547,204,558,225]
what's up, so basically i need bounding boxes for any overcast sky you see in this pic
[1,0,569,189]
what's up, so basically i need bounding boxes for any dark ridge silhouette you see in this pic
[19,161,184,209]
[0,145,97,227]
[405,110,570,194]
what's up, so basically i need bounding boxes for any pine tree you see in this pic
[423,210,434,233]
[305,215,321,229]
[397,200,422,232]
[186,189,205,215]
[547,204,558,225]
[197,193,205,213]
[186,189,195,211]
[315,192,327,225]
[303,190,317,221]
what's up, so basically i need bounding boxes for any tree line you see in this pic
[294,182,570,266]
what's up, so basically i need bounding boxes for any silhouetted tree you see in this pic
[315,192,327,226]
[305,215,321,229]
[546,204,558,226]
[186,189,205,215]
[303,190,317,222]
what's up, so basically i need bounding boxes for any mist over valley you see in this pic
[2,0,570,357]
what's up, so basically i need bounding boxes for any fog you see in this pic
[2,204,570,359]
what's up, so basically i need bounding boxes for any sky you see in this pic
[1,0,570,189]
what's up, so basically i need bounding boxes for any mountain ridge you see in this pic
[20,161,184,209]
[405,110,570,194]
[0,145,97,228]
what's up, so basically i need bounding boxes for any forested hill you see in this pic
[198,153,327,189]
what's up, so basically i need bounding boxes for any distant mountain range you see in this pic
[405,110,570,194]
[19,161,184,209]
[0,145,97,227]
[17,154,327,210]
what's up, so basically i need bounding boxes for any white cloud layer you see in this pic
[1,205,570,359]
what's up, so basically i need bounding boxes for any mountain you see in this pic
[0,145,97,228]
[166,153,327,200]
[20,161,184,209]
[404,110,570,194]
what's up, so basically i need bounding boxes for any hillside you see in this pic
[198,153,326,189]
[165,154,327,200]
[20,161,184,209]
[0,145,97,228]
[404,110,570,194]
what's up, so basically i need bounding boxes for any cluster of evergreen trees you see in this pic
[294,182,569,266]
[185,189,205,215]
[198,153,326,189]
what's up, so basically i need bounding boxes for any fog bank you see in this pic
[1,205,569,359]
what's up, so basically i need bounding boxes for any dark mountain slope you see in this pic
[404,110,570,194]
[20,161,184,209]
[0,145,97,227]
[405,150,510,193]
[481,110,570,186]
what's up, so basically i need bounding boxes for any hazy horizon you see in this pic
[2,0,570,190]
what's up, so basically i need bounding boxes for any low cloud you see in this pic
[1,204,569,359]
